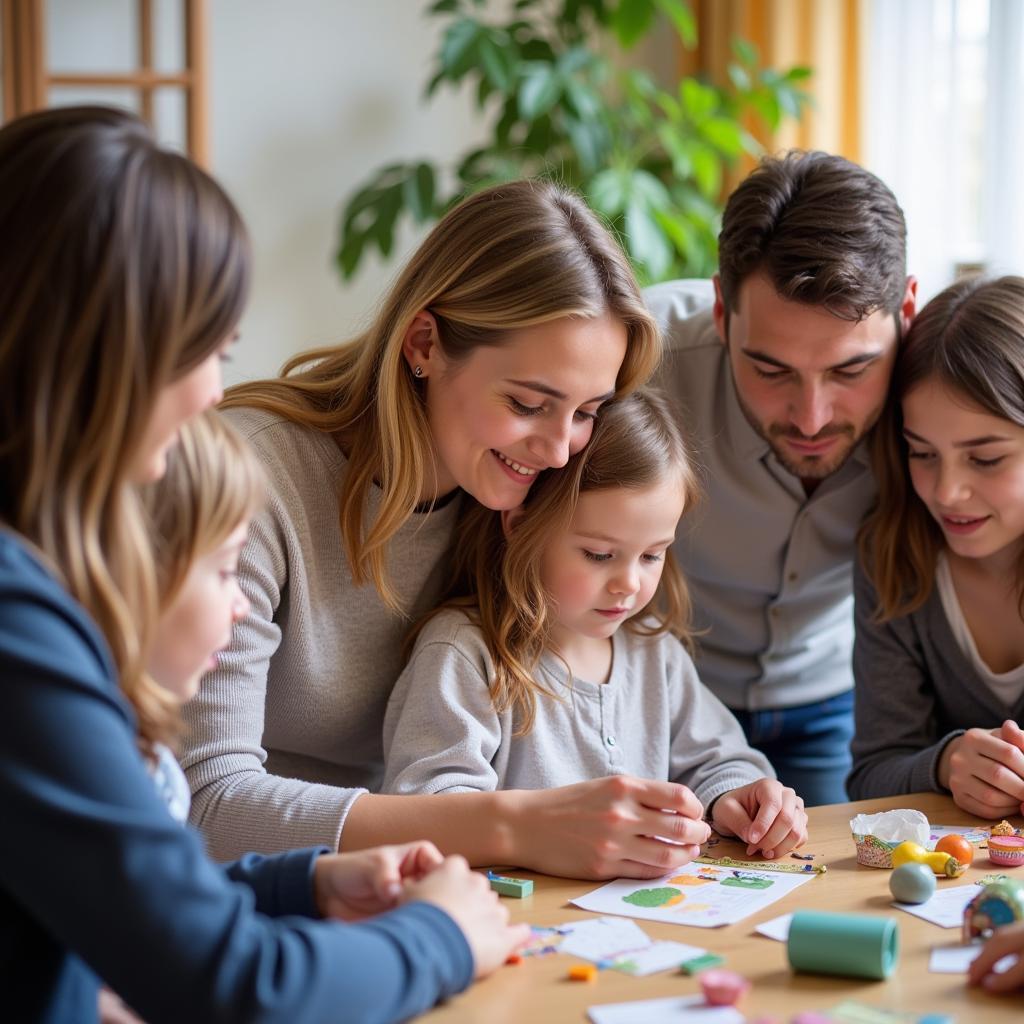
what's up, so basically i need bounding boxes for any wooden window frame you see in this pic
[1,0,209,165]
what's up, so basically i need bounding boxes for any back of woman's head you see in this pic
[225,178,660,609]
[144,411,265,609]
[0,106,250,745]
[438,387,698,732]
[862,275,1024,618]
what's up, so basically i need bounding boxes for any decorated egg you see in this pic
[890,862,937,904]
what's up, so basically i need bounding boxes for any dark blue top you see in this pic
[0,530,473,1023]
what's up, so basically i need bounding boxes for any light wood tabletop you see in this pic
[423,793,1023,1022]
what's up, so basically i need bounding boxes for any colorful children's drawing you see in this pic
[623,887,685,909]
[927,825,991,849]
[571,861,816,928]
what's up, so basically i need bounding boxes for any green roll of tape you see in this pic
[787,910,899,980]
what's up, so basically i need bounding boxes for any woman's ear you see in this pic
[501,505,527,538]
[402,310,443,378]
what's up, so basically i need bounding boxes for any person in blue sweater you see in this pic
[0,105,525,1024]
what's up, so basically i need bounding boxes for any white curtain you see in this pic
[863,0,1023,301]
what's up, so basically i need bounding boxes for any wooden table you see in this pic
[425,793,1023,1022]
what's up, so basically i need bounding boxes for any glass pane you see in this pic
[152,86,187,152]
[49,0,137,74]
[154,0,185,73]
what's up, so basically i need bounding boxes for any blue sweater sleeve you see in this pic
[0,539,473,1024]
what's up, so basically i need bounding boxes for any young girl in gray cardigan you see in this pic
[383,388,808,864]
[849,276,1024,823]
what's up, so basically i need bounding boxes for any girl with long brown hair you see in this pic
[181,180,711,879]
[850,276,1024,823]
[0,106,522,1024]
[382,389,808,862]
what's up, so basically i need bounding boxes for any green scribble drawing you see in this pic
[721,876,772,890]
[623,886,684,908]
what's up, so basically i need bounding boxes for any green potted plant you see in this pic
[337,0,811,284]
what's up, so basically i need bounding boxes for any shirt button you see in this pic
[606,736,616,747]
[771,608,780,617]
[788,571,798,582]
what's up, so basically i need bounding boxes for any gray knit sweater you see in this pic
[848,557,1024,799]
[180,408,462,860]
[382,609,773,808]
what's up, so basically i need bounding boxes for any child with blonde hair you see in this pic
[383,389,808,864]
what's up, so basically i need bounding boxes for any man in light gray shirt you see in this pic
[647,152,917,805]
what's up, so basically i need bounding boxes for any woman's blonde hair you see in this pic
[419,387,698,734]
[0,106,250,748]
[223,179,661,611]
[143,411,265,609]
[860,275,1024,619]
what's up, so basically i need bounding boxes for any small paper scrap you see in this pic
[893,883,980,928]
[929,944,1016,975]
[611,941,708,976]
[587,994,745,1024]
[754,912,793,942]
[558,917,653,962]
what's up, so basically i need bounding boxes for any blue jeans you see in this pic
[730,690,854,807]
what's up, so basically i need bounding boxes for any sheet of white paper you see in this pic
[610,941,707,976]
[893,883,980,928]
[572,862,816,928]
[588,994,745,1024]
[929,944,981,973]
[929,944,1016,974]
[926,825,990,849]
[558,917,653,962]
[754,912,793,942]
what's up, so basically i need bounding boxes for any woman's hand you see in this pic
[511,776,712,879]
[939,721,1024,818]
[403,856,531,979]
[710,779,807,859]
[313,841,444,920]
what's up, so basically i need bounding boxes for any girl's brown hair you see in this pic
[0,106,250,748]
[420,387,698,733]
[143,411,265,610]
[222,179,661,611]
[860,275,1024,619]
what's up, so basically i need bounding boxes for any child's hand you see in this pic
[403,856,531,979]
[313,840,444,920]
[940,722,1024,818]
[710,779,807,859]
[967,922,1024,993]
[515,776,712,879]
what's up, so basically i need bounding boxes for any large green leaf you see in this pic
[519,64,562,120]
[439,17,481,78]
[625,197,673,280]
[613,0,655,48]
[404,163,437,223]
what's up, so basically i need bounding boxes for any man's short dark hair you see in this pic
[717,151,907,321]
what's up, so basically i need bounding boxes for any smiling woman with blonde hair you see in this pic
[180,179,705,880]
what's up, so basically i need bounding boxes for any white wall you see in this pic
[45,2,678,386]
[45,1,489,384]
[208,1,487,384]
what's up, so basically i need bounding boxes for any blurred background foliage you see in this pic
[337,0,812,285]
